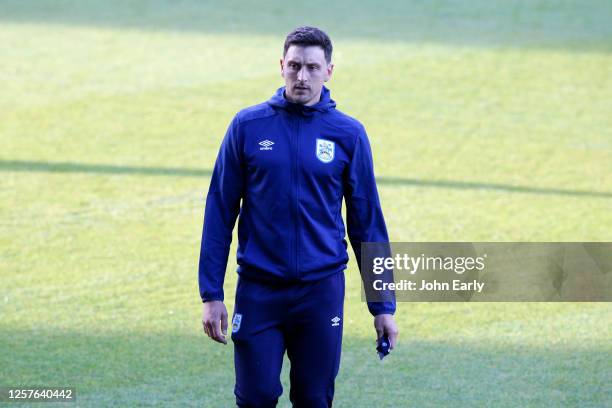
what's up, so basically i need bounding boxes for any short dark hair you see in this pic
[283,26,333,64]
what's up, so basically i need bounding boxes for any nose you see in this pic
[297,66,308,82]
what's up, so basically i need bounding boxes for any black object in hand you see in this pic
[377,334,390,360]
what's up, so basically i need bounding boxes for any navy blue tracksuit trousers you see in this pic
[231,272,345,408]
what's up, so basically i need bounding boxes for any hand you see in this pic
[202,301,228,345]
[374,314,399,349]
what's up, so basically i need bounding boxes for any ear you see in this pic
[324,63,334,82]
[279,58,285,78]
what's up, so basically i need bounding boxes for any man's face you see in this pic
[280,45,334,106]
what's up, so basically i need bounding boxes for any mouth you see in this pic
[294,86,309,91]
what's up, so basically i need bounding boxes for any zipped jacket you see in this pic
[198,85,395,316]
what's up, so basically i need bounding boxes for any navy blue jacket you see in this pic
[198,85,395,316]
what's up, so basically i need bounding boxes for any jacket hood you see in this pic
[266,85,336,116]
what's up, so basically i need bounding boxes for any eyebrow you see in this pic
[287,60,321,67]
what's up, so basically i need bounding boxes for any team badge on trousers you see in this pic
[316,138,335,163]
[232,313,243,333]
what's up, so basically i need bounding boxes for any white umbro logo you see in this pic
[331,316,341,327]
[259,140,274,150]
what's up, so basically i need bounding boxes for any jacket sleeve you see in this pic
[344,124,396,316]
[198,115,244,302]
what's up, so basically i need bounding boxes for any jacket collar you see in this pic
[266,85,336,116]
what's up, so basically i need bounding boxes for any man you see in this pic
[199,26,398,407]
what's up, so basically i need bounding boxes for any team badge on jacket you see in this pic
[316,138,335,163]
[232,313,242,333]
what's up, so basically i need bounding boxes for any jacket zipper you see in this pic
[295,116,301,279]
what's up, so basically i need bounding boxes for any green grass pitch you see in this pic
[1,1,611,406]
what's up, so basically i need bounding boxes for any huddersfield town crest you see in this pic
[316,138,335,163]
[232,313,242,333]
